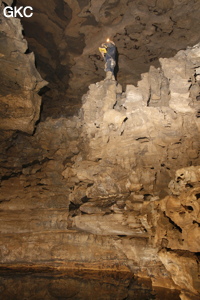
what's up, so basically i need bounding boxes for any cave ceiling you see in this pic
[12,0,200,118]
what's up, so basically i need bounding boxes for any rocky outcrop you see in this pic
[65,43,200,205]
[0,0,47,133]
[16,0,200,118]
[0,43,200,299]
[141,166,200,299]
[62,44,200,297]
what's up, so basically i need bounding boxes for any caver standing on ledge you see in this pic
[99,38,116,80]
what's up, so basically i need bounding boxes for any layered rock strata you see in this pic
[0,0,47,134]
[0,39,200,299]
[0,271,181,300]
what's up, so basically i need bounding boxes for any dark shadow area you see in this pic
[0,270,180,300]
[38,86,50,97]
[114,46,119,80]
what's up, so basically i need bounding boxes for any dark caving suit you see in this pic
[99,41,116,79]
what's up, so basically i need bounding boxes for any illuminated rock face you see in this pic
[16,0,200,118]
[0,0,47,133]
[0,37,200,298]
[66,44,200,203]
[0,1,200,299]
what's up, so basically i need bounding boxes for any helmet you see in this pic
[106,38,115,45]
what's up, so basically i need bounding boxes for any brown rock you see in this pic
[159,249,200,296]
[0,3,47,133]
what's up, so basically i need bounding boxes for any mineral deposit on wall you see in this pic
[0,3,200,298]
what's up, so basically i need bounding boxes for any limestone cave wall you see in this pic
[0,0,47,133]
[0,1,200,299]
[16,0,200,118]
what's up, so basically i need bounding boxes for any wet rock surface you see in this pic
[0,270,181,300]
[0,42,200,299]
[0,4,200,298]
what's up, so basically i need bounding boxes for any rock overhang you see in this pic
[12,0,200,118]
